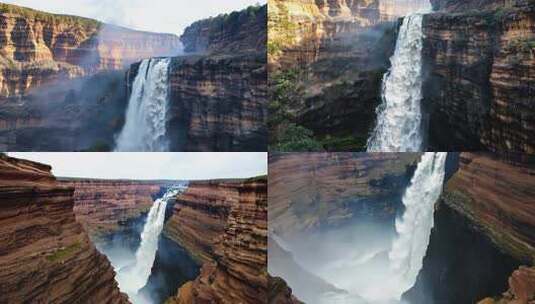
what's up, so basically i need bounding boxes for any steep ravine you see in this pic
[0,154,129,304]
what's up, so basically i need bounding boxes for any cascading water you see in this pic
[385,152,448,300]
[115,58,171,152]
[367,4,431,152]
[114,187,182,303]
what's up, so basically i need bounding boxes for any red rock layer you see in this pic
[60,179,166,238]
[0,3,180,100]
[422,1,535,153]
[479,266,535,304]
[163,180,242,263]
[0,155,129,304]
[268,153,420,235]
[443,152,535,263]
[166,177,268,304]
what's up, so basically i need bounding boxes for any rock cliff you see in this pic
[0,3,180,101]
[0,154,129,304]
[164,177,268,304]
[406,152,535,304]
[268,153,421,235]
[422,0,535,152]
[59,178,169,239]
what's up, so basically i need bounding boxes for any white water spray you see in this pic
[386,152,448,299]
[115,58,171,152]
[367,5,431,152]
[115,188,180,301]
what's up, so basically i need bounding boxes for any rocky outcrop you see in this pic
[268,153,422,235]
[406,152,535,304]
[0,3,180,100]
[165,177,268,304]
[268,275,303,304]
[0,154,129,304]
[422,0,535,152]
[59,178,169,239]
[181,5,266,54]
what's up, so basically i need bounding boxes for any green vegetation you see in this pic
[46,242,81,262]
[0,3,100,30]
[320,135,368,151]
[268,4,297,57]
[85,140,112,152]
[269,69,323,152]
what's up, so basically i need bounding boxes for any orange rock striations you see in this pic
[0,154,129,304]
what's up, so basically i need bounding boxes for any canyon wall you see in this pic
[422,0,535,153]
[0,3,180,101]
[268,153,422,236]
[407,152,535,304]
[125,5,268,151]
[0,155,128,304]
[164,177,268,303]
[59,178,170,239]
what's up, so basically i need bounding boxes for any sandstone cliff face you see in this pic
[124,5,268,152]
[59,178,167,239]
[163,180,242,263]
[0,155,129,304]
[0,3,180,101]
[181,5,266,54]
[422,0,535,152]
[406,152,535,304]
[268,153,421,236]
[165,178,268,304]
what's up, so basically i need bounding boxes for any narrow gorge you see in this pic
[0,153,268,304]
[268,152,535,304]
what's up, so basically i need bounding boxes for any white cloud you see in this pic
[2,0,265,35]
[8,153,267,180]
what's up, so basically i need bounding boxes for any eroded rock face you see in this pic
[165,177,268,304]
[422,1,535,152]
[0,155,129,304]
[60,178,168,239]
[406,152,535,304]
[0,3,180,100]
[268,153,421,235]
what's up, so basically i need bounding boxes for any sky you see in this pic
[2,0,265,35]
[8,153,267,180]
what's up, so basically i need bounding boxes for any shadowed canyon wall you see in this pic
[0,155,128,304]
[406,152,535,304]
[164,177,268,303]
[422,0,535,153]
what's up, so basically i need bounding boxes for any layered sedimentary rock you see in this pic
[268,275,303,304]
[0,3,180,100]
[165,177,268,304]
[406,152,535,304]
[422,0,535,152]
[59,178,168,238]
[123,5,267,151]
[0,155,128,304]
[268,153,422,235]
[181,5,266,54]
[163,180,242,263]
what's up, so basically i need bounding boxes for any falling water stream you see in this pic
[367,4,432,152]
[115,58,172,152]
[113,187,183,303]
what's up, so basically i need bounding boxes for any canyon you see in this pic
[0,3,267,151]
[0,154,128,304]
[268,152,535,304]
[269,0,535,153]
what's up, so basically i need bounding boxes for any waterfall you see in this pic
[115,58,171,152]
[387,152,448,299]
[115,188,180,301]
[367,7,431,152]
